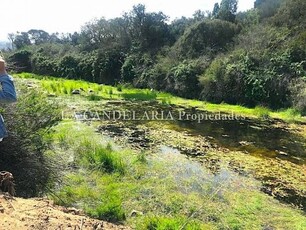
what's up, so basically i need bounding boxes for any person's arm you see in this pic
[0,74,17,103]
[0,57,17,103]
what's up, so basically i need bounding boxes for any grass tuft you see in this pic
[254,106,270,119]
[76,141,126,174]
[122,91,157,101]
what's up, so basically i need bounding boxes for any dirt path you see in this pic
[0,193,130,230]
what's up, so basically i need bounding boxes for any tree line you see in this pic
[5,0,306,113]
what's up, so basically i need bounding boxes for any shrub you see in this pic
[165,61,202,99]
[175,19,240,58]
[31,54,58,76]
[272,0,306,28]
[8,50,32,72]
[92,49,125,84]
[199,40,305,109]
[58,55,80,79]
[0,83,61,197]
[290,79,306,115]
[121,56,137,82]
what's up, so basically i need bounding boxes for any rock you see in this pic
[71,89,80,95]
[276,150,288,156]
[239,141,253,146]
[130,210,143,217]
[63,207,83,215]
[0,171,15,196]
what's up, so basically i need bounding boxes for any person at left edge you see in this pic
[0,56,17,141]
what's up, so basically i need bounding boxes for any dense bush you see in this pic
[8,50,32,72]
[165,61,203,98]
[31,53,58,76]
[121,55,137,82]
[255,0,285,20]
[290,79,306,115]
[58,55,80,79]
[272,0,306,28]
[175,19,240,58]
[0,83,61,197]
[92,49,125,84]
[77,51,97,82]
[200,44,305,108]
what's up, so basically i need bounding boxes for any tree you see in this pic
[28,29,50,45]
[254,0,284,19]
[80,17,130,51]
[212,3,220,18]
[216,0,238,22]
[7,33,15,50]
[13,32,31,49]
[175,19,240,58]
[128,4,172,52]
[193,10,207,21]
[169,17,192,41]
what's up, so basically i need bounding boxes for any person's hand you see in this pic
[0,57,7,75]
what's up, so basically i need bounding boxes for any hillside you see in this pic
[5,0,306,114]
[0,193,129,230]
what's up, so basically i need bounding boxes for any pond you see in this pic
[98,101,306,165]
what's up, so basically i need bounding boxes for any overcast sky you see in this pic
[1,0,254,41]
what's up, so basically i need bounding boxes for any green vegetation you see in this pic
[4,0,306,115]
[76,141,126,174]
[121,91,157,101]
[15,72,306,123]
[48,121,306,229]
[1,74,304,229]
[2,0,306,228]
[0,79,61,197]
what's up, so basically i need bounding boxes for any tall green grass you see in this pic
[254,106,270,119]
[76,141,125,175]
[15,72,305,123]
[139,216,206,230]
[86,192,126,222]
[122,91,157,101]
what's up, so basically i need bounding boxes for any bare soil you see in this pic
[0,193,130,230]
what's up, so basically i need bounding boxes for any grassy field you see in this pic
[15,73,305,123]
[13,73,306,229]
[48,121,306,230]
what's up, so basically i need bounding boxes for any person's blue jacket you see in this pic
[0,74,17,138]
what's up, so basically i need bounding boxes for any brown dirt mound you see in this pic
[0,193,130,230]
